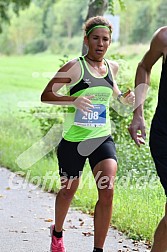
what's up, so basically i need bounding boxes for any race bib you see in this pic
[74,104,106,127]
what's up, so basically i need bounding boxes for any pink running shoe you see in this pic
[50,225,66,252]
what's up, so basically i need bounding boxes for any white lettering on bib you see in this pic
[74,104,106,127]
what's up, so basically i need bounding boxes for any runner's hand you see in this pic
[123,90,135,106]
[73,95,94,114]
[128,114,146,147]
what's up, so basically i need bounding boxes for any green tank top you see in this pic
[62,56,114,142]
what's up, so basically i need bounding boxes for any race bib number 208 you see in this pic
[74,104,106,127]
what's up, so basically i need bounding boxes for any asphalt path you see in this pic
[0,167,151,252]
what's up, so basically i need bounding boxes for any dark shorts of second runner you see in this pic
[57,135,117,179]
[150,120,167,196]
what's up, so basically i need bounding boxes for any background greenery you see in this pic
[0,51,164,242]
[1,0,167,55]
[0,0,166,244]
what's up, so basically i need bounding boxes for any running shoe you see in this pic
[50,225,66,252]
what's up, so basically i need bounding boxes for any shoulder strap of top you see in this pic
[104,59,113,81]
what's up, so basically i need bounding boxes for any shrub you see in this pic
[49,36,82,55]
[24,38,47,54]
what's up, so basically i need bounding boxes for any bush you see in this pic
[24,38,47,54]
[49,36,82,55]
[20,56,69,158]
[108,54,156,178]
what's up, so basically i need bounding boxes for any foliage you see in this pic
[0,0,31,32]
[108,54,155,178]
[108,0,126,15]
[0,54,163,242]
[155,0,167,28]
[0,0,88,55]
[49,36,83,55]
[85,0,126,19]
[25,52,156,168]
[28,105,65,137]
[3,2,43,54]
[24,38,47,54]
[130,4,153,43]
[22,55,69,157]
[119,0,160,45]
[52,0,88,38]
[0,24,12,54]
[27,105,65,158]
[33,0,57,35]
[1,0,167,55]
[85,0,108,20]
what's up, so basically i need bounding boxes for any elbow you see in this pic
[137,62,151,75]
[137,62,145,71]
[41,93,47,103]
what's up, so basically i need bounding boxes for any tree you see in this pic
[8,3,43,54]
[85,0,125,21]
[45,0,88,54]
[130,4,153,43]
[33,0,57,36]
[85,0,108,20]
[52,0,87,39]
[0,0,31,32]
[156,0,167,29]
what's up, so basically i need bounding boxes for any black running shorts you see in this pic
[150,118,167,196]
[57,135,117,179]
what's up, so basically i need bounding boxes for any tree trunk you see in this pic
[85,0,108,20]
[82,0,109,55]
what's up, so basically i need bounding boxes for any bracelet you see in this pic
[117,93,123,103]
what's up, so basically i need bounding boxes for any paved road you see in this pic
[0,167,151,252]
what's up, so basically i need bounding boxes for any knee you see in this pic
[164,215,167,227]
[98,188,114,206]
[164,203,167,226]
[59,188,76,201]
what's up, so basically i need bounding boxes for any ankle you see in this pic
[53,229,63,238]
[93,248,103,252]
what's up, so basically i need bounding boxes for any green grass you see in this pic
[0,53,165,242]
[113,184,164,241]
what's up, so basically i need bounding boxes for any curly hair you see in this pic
[84,16,112,37]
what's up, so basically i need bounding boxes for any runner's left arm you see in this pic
[109,60,135,105]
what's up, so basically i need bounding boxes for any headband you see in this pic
[86,25,112,36]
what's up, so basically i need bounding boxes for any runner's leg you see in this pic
[93,159,117,249]
[54,177,80,232]
[151,203,167,252]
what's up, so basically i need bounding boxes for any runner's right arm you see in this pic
[41,59,94,113]
[128,27,167,146]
